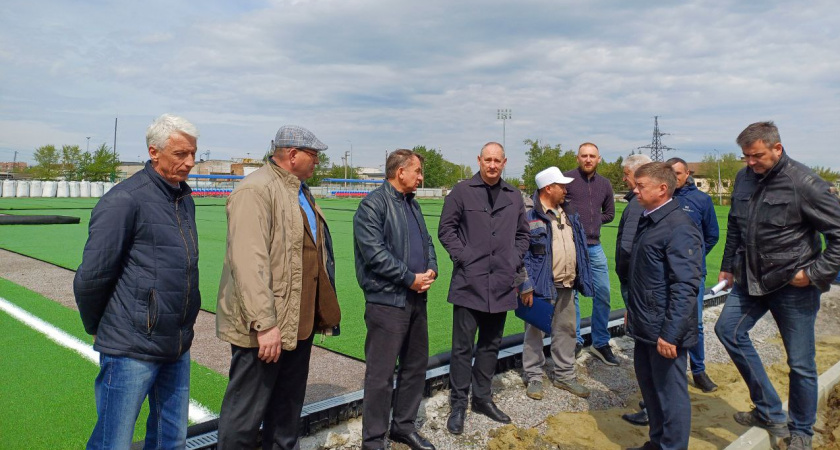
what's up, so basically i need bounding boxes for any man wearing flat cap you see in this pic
[520,167,594,401]
[216,125,342,449]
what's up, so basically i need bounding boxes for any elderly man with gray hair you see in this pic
[75,114,201,449]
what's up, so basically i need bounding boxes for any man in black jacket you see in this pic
[353,149,438,450]
[438,142,530,435]
[74,114,200,449]
[626,162,703,450]
[715,122,840,450]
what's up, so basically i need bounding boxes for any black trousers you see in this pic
[634,341,691,450]
[448,305,507,409]
[217,335,314,450]
[362,293,429,449]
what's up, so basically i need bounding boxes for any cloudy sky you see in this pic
[1,0,838,178]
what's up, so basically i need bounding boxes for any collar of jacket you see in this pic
[267,157,304,190]
[755,150,789,183]
[530,189,574,221]
[643,198,680,224]
[674,179,697,196]
[143,161,192,200]
[383,179,416,202]
[623,190,636,202]
[467,172,514,192]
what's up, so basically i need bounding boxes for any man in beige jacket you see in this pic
[216,125,341,450]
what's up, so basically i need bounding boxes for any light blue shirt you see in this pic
[298,185,317,243]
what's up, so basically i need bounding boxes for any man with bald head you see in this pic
[564,143,617,365]
[439,142,530,435]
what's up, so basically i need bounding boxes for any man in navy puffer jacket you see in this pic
[667,157,720,393]
[626,162,703,450]
[74,114,201,449]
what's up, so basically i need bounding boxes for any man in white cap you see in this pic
[216,125,342,449]
[520,167,594,400]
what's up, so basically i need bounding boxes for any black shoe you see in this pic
[692,371,718,393]
[446,408,465,435]
[621,408,649,426]
[589,344,620,366]
[471,399,511,424]
[575,343,583,359]
[733,410,790,438]
[626,441,660,450]
[390,431,436,450]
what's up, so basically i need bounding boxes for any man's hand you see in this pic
[718,271,734,290]
[656,337,677,359]
[520,290,534,307]
[411,271,436,293]
[257,327,282,363]
[790,269,811,287]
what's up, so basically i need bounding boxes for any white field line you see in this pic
[0,296,216,423]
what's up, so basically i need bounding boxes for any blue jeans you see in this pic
[688,275,706,374]
[714,283,820,436]
[575,244,612,347]
[88,351,191,450]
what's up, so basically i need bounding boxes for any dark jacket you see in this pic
[353,181,438,307]
[74,162,200,362]
[438,174,530,313]
[626,199,702,348]
[563,168,615,245]
[522,190,594,299]
[615,191,644,285]
[721,152,840,295]
[673,179,719,275]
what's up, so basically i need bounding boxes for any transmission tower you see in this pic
[637,116,675,161]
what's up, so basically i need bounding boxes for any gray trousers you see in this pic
[522,287,576,382]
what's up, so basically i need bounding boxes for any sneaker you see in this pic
[733,410,790,438]
[692,371,718,393]
[575,343,583,359]
[552,378,591,398]
[526,380,544,400]
[784,433,812,450]
[589,345,620,366]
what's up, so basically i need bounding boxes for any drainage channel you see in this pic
[140,290,732,450]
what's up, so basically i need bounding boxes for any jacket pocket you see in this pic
[760,193,793,227]
[759,252,799,292]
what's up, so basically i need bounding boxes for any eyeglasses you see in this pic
[295,148,320,159]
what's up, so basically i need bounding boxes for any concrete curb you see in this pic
[723,357,840,449]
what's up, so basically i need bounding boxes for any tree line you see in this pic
[29,144,121,181]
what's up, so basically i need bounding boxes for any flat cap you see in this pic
[274,125,328,152]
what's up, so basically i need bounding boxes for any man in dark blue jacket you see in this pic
[353,149,438,450]
[626,162,703,450]
[520,167,594,401]
[667,157,720,393]
[74,114,201,449]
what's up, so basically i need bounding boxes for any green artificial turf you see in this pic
[0,278,227,447]
[0,197,730,361]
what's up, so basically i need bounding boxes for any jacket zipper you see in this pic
[174,194,192,355]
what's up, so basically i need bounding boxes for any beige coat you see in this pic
[216,162,332,350]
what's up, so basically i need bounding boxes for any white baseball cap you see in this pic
[535,166,574,189]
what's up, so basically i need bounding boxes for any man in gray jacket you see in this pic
[75,114,200,449]
[353,149,438,450]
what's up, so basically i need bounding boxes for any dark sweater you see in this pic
[563,167,615,245]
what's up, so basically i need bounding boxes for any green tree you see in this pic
[32,144,62,180]
[61,145,83,180]
[81,143,120,181]
[504,177,523,188]
[701,152,744,200]
[598,156,625,193]
[812,166,840,184]
[521,139,577,192]
[413,146,464,188]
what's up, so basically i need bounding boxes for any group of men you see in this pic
[74,116,839,450]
